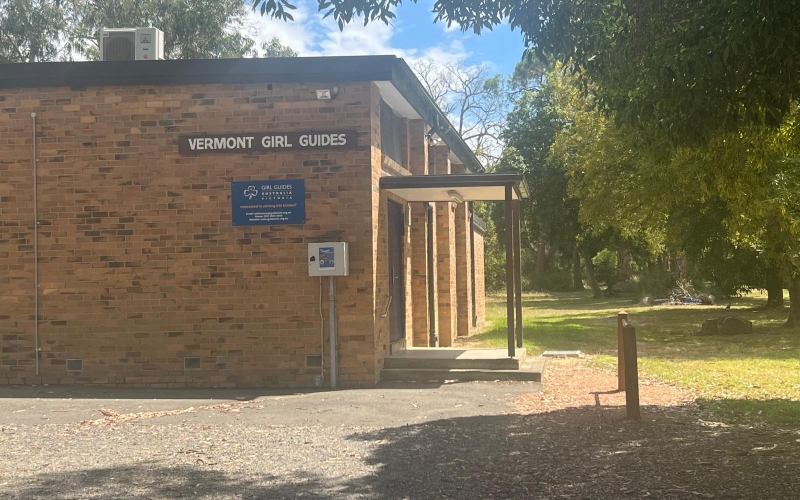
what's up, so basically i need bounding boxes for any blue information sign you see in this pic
[231,179,305,226]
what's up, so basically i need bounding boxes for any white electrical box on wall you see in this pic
[308,242,349,276]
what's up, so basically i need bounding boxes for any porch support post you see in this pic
[505,184,515,358]
[513,198,523,348]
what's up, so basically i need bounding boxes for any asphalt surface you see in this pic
[0,380,539,426]
[0,380,542,500]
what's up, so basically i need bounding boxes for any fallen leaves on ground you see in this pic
[516,357,693,414]
[81,402,248,426]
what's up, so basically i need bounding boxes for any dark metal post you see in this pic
[617,311,627,391]
[505,185,515,358]
[623,324,641,420]
[513,199,523,349]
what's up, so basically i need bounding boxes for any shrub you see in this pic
[540,267,574,292]
[635,267,676,299]
[593,249,618,288]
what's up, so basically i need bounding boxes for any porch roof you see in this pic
[379,173,529,202]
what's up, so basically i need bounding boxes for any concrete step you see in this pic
[380,357,544,383]
[383,348,526,370]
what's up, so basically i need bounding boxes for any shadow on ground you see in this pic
[8,401,800,499]
[344,402,800,499]
[7,465,334,500]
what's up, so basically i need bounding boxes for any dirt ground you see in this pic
[507,358,800,499]
[1,361,799,499]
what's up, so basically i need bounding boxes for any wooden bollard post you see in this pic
[617,311,627,391]
[622,323,641,420]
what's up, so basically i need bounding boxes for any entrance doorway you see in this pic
[388,201,406,351]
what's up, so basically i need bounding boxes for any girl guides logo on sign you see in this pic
[231,179,305,226]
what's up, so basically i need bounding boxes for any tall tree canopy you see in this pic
[253,0,800,143]
[0,0,297,63]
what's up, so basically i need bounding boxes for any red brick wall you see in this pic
[407,120,430,347]
[429,145,457,346]
[452,164,474,337]
[473,227,486,328]
[0,81,379,388]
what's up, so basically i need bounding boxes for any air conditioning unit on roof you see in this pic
[100,28,164,61]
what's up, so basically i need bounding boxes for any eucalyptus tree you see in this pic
[253,0,800,320]
[1,0,295,63]
[0,0,75,62]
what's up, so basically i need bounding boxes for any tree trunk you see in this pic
[534,235,547,285]
[582,249,602,298]
[545,243,558,267]
[617,247,630,282]
[785,275,800,328]
[572,247,583,291]
[765,265,784,309]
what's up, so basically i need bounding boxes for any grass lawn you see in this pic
[462,290,800,427]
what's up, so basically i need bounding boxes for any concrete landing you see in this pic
[381,348,542,382]
[384,347,526,370]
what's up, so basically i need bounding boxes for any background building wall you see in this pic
[0,81,377,387]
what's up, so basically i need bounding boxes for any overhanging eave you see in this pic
[380,174,529,202]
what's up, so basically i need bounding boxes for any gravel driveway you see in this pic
[2,375,799,499]
[0,381,538,499]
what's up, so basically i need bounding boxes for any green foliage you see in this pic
[473,202,506,291]
[635,267,676,299]
[259,36,298,57]
[77,0,259,60]
[539,267,573,292]
[592,249,617,288]
[252,0,800,315]
[494,69,583,287]
[0,0,70,62]
[1,0,299,63]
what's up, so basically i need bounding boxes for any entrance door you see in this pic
[388,201,406,346]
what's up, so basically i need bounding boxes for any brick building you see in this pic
[0,56,526,388]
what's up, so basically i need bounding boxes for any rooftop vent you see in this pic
[100,28,164,61]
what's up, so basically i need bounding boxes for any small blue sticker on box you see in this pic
[319,247,335,268]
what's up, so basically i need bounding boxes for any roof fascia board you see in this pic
[380,173,527,195]
[0,56,396,89]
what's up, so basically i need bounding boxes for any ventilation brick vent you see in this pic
[306,355,322,368]
[66,359,83,372]
[184,357,201,370]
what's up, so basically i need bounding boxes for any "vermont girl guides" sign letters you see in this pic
[178,131,358,154]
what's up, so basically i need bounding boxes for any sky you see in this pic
[243,0,527,77]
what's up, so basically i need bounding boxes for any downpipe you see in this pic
[31,113,40,376]
[328,276,338,389]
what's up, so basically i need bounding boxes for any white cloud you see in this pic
[414,40,469,66]
[242,3,318,55]
[314,19,400,56]
[241,0,471,67]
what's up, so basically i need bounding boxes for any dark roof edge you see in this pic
[0,56,397,89]
[472,213,487,233]
[390,59,484,173]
